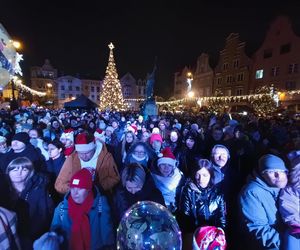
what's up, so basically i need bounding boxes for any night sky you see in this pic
[1,1,300,98]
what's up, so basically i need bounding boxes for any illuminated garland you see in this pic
[13,77,46,97]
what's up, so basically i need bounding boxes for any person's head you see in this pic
[29,128,42,139]
[48,139,64,160]
[157,147,177,177]
[6,157,34,187]
[105,126,114,137]
[158,120,166,131]
[259,154,288,188]
[211,145,230,168]
[0,136,8,154]
[11,132,30,153]
[33,232,63,250]
[111,119,119,129]
[212,126,224,141]
[121,163,146,194]
[185,131,197,149]
[69,168,93,204]
[149,133,163,151]
[194,159,214,188]
[132,143,148,160]
[75,132,96,162]
[138,115,143,123]
[141,130,151,143]
[51,119,60,129]
[125,131,135,144]
[60,129,74,148]
[170,130,179,143]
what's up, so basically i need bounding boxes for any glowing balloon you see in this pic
[117,201,182,250]
[0,23,17,87]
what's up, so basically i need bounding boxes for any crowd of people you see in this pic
[0,107,299,250]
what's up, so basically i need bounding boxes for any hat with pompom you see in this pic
[127,124,137,134]
[60,128,74,142]
[157,147,176,168]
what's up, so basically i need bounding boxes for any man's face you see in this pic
[170,131,178,142]
[212,147,229,168]
[262,170,288,188]
[77,148,96,162]
[112,121,118,129]
[11,140,26,153]
[212,129,223,141]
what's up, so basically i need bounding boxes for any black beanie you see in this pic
[12,132,30,145]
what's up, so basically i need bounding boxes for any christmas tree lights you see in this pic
[99,43,127,111]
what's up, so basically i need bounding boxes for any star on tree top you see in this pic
[108,42,114,50]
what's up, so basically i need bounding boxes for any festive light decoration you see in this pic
[99,43,127,111]
[13,76,46,97]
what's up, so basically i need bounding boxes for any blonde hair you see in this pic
[6,157,34,184]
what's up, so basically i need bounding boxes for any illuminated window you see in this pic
[255,69,264,79]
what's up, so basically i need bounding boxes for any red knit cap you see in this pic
[70,168,93,190]
[75,133,96,152]
[158,147,176,167]
[149,133,163,145]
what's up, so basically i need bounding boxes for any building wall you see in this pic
[81,79,102,104]
[250,16,300,109]
[193,53,214,97]
[174,66,191,98]
[214,33,252,96]
[56,76,82,108]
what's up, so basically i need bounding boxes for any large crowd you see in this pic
[0,107,299,250]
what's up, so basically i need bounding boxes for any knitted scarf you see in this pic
[68,192,94,250]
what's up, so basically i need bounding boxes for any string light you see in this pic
[13,77,46,97]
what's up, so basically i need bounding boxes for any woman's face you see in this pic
[126,180,142,194]
[152,140,162,151]
[141,132,150,142]
[48,143,62,159]
[170,131,178,143]
[195,167,211,188]
[158,163,173,177]
[126,133,134,143]
[186,138,195,149]
[9,167,30,184]
[133,145,147,159]
[70,187,89,204]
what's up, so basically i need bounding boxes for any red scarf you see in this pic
[68,191,94,250]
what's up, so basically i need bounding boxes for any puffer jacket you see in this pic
[179,180,226,233]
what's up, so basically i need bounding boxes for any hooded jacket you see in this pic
[239,171,284,250]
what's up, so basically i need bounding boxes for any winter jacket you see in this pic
[151,167,185,213]
[55,142,120,194]
[179,180,226,233]
[279,186,300,227]
[51,187,115,250]
[46,153,66,179]
[239,171,285,250]
[12,173,54,249]
[0,144,46,173]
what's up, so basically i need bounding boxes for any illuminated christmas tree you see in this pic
[99,42,126,111]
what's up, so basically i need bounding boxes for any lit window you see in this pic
[255,69,264,79]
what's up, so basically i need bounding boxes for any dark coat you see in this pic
[46,153,66,179]
[179,180,226,233]
[0,144,46,173]
[11,173,54,249]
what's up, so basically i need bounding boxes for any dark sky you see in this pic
[1,1,300,97]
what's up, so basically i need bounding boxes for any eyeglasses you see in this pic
[134,150,146,155]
